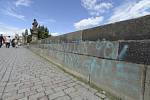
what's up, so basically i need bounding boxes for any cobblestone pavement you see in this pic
[0,48,109,100]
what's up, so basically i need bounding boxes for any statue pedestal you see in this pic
[31,35,38,43]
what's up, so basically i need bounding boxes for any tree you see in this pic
[44,27,49,38]
[37,25,49,39]
[38,25,42,39]
[25,29,28,36]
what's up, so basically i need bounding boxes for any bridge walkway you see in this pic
[0,47,108,100]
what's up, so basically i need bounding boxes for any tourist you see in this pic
[14,38,18,48]
[5,36,11,48]
[11,38,15,47]
[0,34,5,48]
[14,34,19,48]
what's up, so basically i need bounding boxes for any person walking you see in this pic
[5,36,11,48]
[11,38,15,47]
[0,34,5,48]
[14,34,19,48]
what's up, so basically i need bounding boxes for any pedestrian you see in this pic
[14,38,18,48]
[11,38,15,47]
[5,36,11,48]
[14,34,19,48]
[0,34,5,48]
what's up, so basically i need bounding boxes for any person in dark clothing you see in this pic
[0,34,5,48]
[11,38,15,47]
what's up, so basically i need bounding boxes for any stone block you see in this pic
[48,91,66,100]
[144,66,150,100]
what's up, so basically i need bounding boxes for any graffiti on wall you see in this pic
[40,40,119,60]
[95,40,118,59]
[63,53,80,69]
[32,39,145,100]
[118,41,150,65]
[39,39,150,65]
[83,57,99,74]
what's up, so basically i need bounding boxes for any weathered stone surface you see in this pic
[54,95,71,100]
[82,15,150,41]
[43,15,150,42]
[95,92,106,99]
[48,91,66,100]
[144,66,150,100]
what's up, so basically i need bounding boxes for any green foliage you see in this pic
[38,25,50,39]
[25,29,28,36]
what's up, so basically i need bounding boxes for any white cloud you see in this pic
[0,2,25,20]
[0,22,25,36]
[81,0,113,16]
[74,0,111,31]
[51,32,61,36]
[1,0,33,20]
[74,16,104,30]
[108,0,150,23]
[4,7,25,20]
[15,0,32,7]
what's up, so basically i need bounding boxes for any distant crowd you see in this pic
[0,34,20,48]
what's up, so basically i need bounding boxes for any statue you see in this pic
[30,19,38,35]
[30,19,38,42]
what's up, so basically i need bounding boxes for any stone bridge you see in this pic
[0,15,150,100]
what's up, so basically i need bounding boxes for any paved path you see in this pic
[0,48,108,100]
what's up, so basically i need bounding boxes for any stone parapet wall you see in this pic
[38,40,150,65]
[29,15,150,100]
[29,40,149,100]
[43,15,150,43]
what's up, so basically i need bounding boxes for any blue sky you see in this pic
[0,0,150,36]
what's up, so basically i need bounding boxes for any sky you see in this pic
[0,0,150,36]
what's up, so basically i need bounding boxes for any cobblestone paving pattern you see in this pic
[0,48,110,100]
